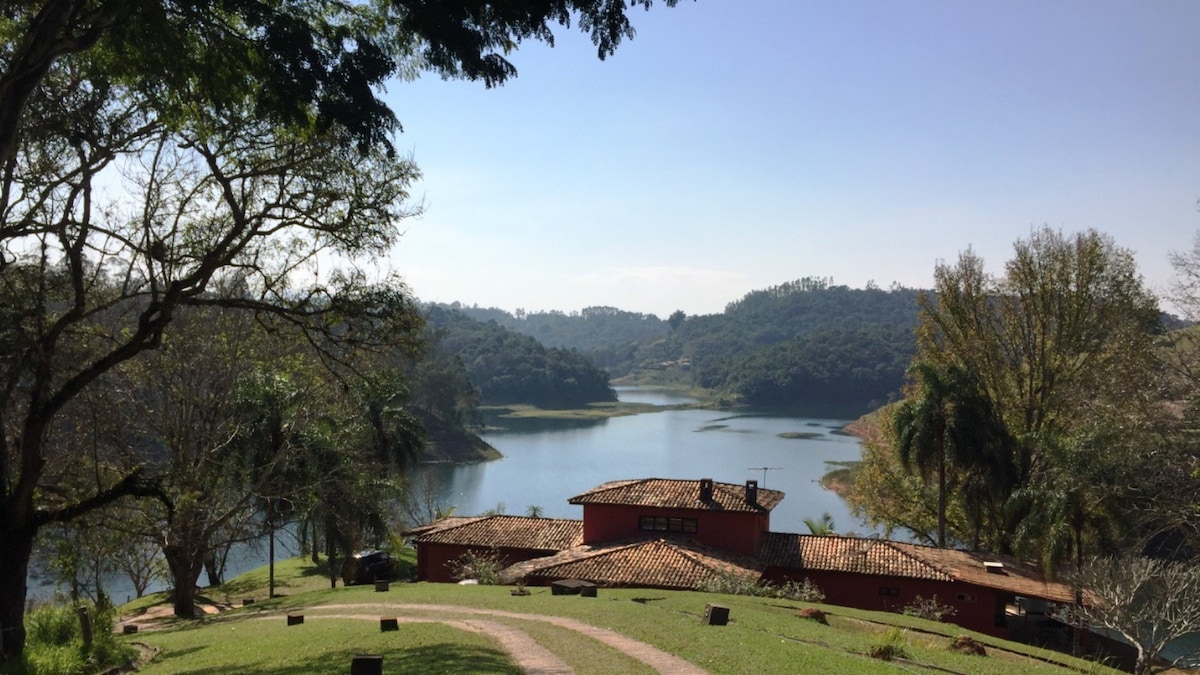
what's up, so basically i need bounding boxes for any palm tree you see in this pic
[802,512,835,536]
[891,362,1011,548]
[1011,433,1123,578]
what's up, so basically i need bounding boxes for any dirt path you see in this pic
[308,603,707,675]
[305,613,573,674]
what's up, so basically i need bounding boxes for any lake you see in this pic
[412,386,870,535]
[32,386,867,603]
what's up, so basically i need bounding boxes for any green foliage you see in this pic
[902,595,957,622]
[868,627,911,661]
[802,512,836,536]
[456,280,923,411]
[460,304,670,355]
[19,601,134,675]
[642,279,921,412]
[854,229,1162,561]
[697,574,825,603]
[891,362,1011,548]
[425,305,616,407]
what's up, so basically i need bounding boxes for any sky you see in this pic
[378,0,1200,318]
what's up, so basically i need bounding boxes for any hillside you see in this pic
[424,305,617,409]
[444,280,921,415]
[117,556,1125,675]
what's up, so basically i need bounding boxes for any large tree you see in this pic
[855,228,1161,561]
[0,0,686,662]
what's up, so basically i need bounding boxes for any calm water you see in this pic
[32,387,866,602]
[414,386,870,535]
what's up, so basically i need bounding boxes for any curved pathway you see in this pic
[303,612,573,674]
[306,603,707,675]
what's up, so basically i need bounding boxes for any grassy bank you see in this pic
[116,555,1124,675]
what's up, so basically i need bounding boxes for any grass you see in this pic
[117,554,1127,675]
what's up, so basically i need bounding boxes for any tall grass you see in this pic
[8,599,135,675]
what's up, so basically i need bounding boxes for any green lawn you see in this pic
[121,555,1124,675]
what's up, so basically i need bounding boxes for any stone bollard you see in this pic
[380,616,399,632]
[287,613,304,626]
[350,655,383,675]
[703,603,729,626]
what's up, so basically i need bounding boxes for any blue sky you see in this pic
[381,0,1200,318]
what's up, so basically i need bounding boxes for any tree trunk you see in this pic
[936,439,947,548]
[1134,647,1149,675]
[204,556,222,586]
[163,542,205,618]
[268,520,276,599]
[0,519,36,666]
[326,518,338,589]
[310,520,320,564]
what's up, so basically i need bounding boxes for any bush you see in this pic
[20,600,135,675]
[868,627,910,661]
[902,594,957,622]
[777,578,825,603]
[697,574,824,603]
[449,549,506,585]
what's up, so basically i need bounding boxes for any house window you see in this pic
[956,592,976,603]
[639,515,697,533]
[878,587,899,596]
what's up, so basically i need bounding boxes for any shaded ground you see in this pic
[121,600,707,674]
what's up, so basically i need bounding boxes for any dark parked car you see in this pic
[343,550,392,585]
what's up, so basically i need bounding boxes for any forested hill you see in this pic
[443,279,923,415]
[653,279,922,413]
[424,305,617,408]
[457,304,669,351]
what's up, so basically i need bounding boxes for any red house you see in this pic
[569,478,781,557]
[409,477,1073,639]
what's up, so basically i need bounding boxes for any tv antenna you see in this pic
[748,467,783,487]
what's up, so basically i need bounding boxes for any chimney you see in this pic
[745,479,758,506]
[699,478,714,501]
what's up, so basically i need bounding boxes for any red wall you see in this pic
[763,567,1011,637]
[417,543,558,583]
[581,504,768,557]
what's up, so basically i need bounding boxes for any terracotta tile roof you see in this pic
[761,533,953,581]
[503,538,763,589]
[897,542,1076,604]
[761,533,1074,603]
[568,478,784,513]
[401,516,485,539]
[413,515,583,551]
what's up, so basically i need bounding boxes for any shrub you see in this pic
[21,600,135,675]
[868,627,910,661]
[697,574,824,603]
[449,549,507,585]
[777,578,825,603]
[902,594,957,622]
